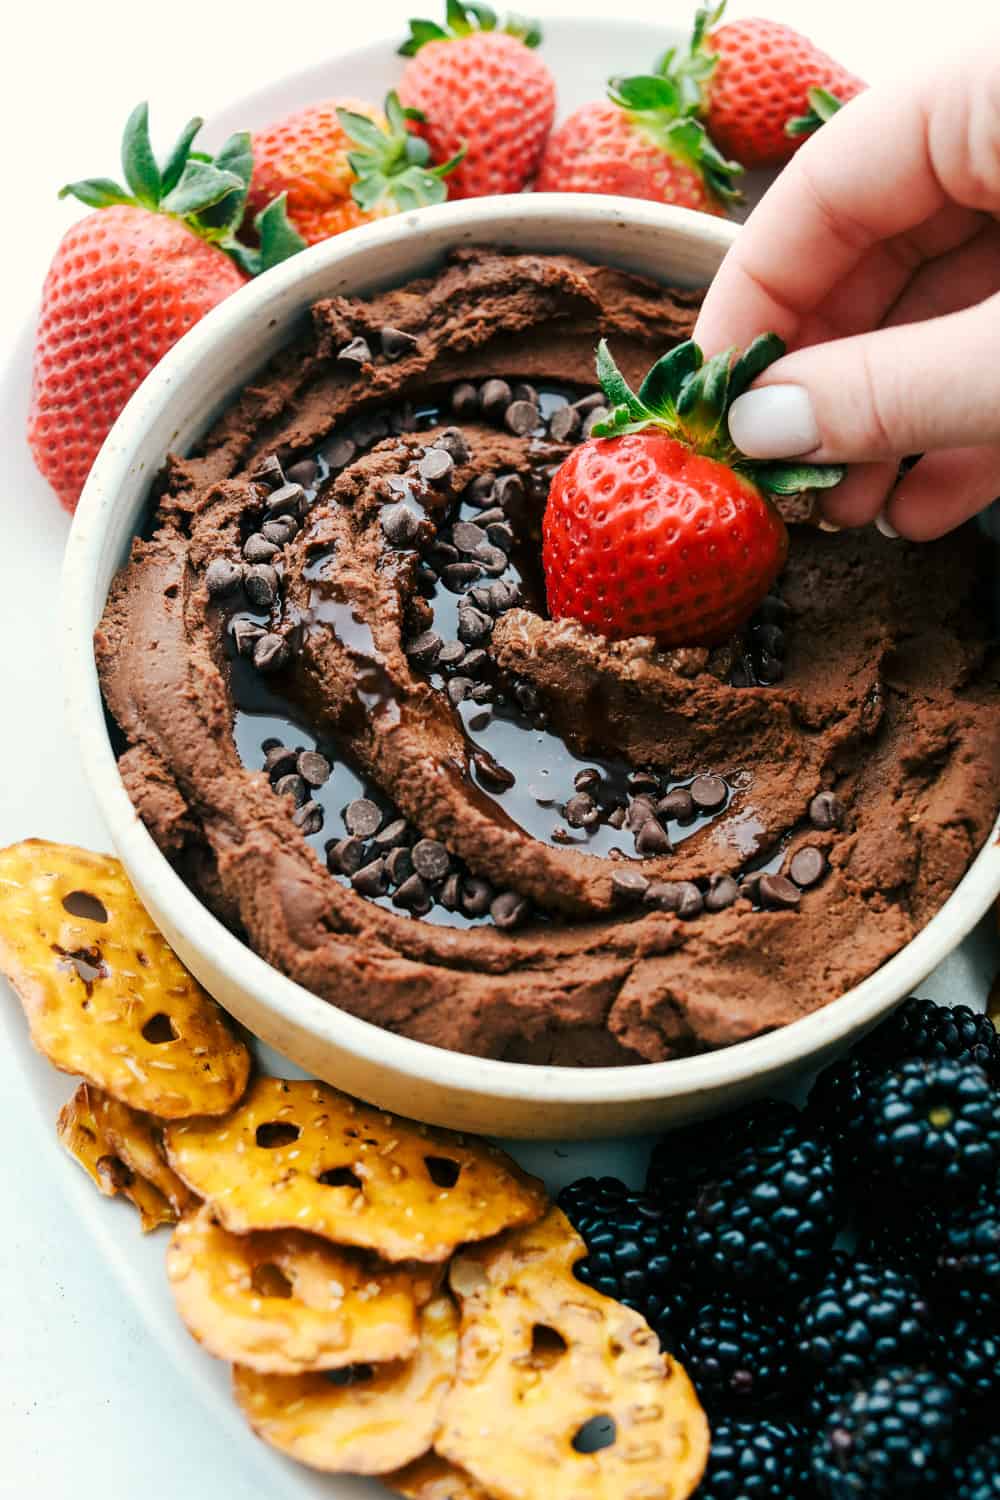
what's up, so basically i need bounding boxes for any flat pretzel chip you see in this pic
[164,1077,547,1262]
[389,1454,493,1500]
[57,1083,191,1232]
[232,1295,459,1474]
[0,841,250,1117]
[438,1207,710,1500]
[167,1204,437,1373]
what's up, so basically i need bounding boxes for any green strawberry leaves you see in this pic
[399,0,542,54]
[591,337,845,498]
[338,91,465,213]
[655,0,725,115]
[786,87,847,138]
[59,102,306,277]
[606,77,742,203]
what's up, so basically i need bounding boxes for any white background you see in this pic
[2,1,999,1496]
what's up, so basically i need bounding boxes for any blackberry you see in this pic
[680,1294,793,1410]
[934,1176,1000,1291]
[935,1286,1000,1408]
[696,1416,812,1500]
[811,1367,957,1499]
[646,1109,752,1199]
[684,1100,840,1300]
[857,997,1000,1082]
[795,1254,933,1391]
[557,1176,690,1342]
[954,1434,1000,1500]
[854,1199,945,1280]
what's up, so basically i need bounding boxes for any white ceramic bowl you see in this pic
[62,194,1000,1138]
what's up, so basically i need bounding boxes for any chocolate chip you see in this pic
[674,882,704,919]
[253,632,289,672]
[758,595,790,624]
[574,768,602,796]
[490,891,528,930]
[514,681,539,714]
[275,773,307,806]
[440,872,462,909]
[285,457,318,490]
[453,520,487,554]
[635,817,671,856]
[789,846,827,889]
[504,400,540,436]
[263,482,305,518]
[460,876,493,916]
[351,410,390,447]
[473,752,514,791]
[740,871,763,905]
[250,454,285,490]
[231,618,265,656]
[644,880,703,918]
[460,648,488,676]
[262,517,298,545]
[297,750,331,787]
[476,544,509,575]
[565,793,599,830]
[758,873,801,910]
[583,406,611,437]
[467,472,497,506]
[628,770,661,794]
[380,325,419,360]
[328,837,364,875]
[485,521,514,551]
[412,839,451,881]
[809,791,844,830]
[690,774,728,813]
[489,580,520,613]
[243,532,280,564]
[573,392,607,416]
[416,562,439,590]
[450,382,480,418]
[756,651,784,684]
[611,869,649,903]
[418,449,454,486]
[394,873,431,914]
[705,873,740,912]
[658,788,696,823]
[437,640,467,668]
[338,336,372,366]
[607,805,627,829]
[292,801,323,835]
[752,622,786,659]
[382,503,423,548]
[474,507,506,528]
[470,684,493,705]
[447,676,474,705]
[353,859,389,898]
[264,745,298,779]
[386,846,414,885]
[493,473,525,511]
[373,818,409,850]
[512,382,538,405]
[206,558,243,598]
[406,631,442,667]
[442,562,483,592]
[244,564,279,611]
[434,428,470,464]
[548,404,581,442]
[430,542,460,567]
[457,604,493,646]
[344,798,382,838]
[322,436,357,471]
[480,379,512,420]
[627,795,658,832]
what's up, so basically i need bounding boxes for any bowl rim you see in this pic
[62,191,1000,1109]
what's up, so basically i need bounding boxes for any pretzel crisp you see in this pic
[57,1083,192,1231]
[438,1207,710,1500]
[389,1453,493,1500]
[232,1295,459,1474]
[0,841,250,1117]
[167,1204,437,1373]
[164,1076,547,1262]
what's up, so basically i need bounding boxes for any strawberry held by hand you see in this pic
[660,1,865,168]
[535,75,741,217]
[29,104,304,513]
[542,338,843,646]
[246,91,463,246]
[398,0,556,198]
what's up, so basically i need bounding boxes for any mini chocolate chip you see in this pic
[382,503,423,548]
[440,872,462,909]
[253,633,289,672]
[344,798,382,838]
[206,558,243,598]
[565,793,597,829]
[493,473,525,511]
[635,817,671,856]
[789,846,827,889]
[611,869,649,903]
[658,788,696,823]
[504,400,540,436]
[548,404,581,442]
[755,651,784,684]
[467,472,497,506]
[337,336,372,366]
[380,325,419,360]
[473,752,514,791]
[627,795,658,832]
[328,837,364,875]
[607,805,627,829]
[371,818,409,851]
[250,454,285,490]
[758,873,801,910]
[293,801,324,835]
[447,676,474,705]
[231,618,265,656]
[244,564,279,611]
[675,882,704,919]
[514,681,539,714]
[297,750,331,787]
[752,622,786,659]
[473,506,505,528]
[386,846,414,886]
[264,745,298,779]
[262,517,298,545]
[418,449,454,486]
[275,773,307,806]
[705,874,740,912]
[574,768,602,796]
[470,684,493,705]
[442,562,483,592]
[261,738,282,752]
[512,382,538,405]
[394,873,431,913]
[430,542,460,567]
[460,876,493,917]
[485,521,514,551]
[263,482,305,518]
[437,640,467,668]
[460,648,488,676]
[740,871,763,905]
[450,382,480,418]
[628,770,661,793]
[412,839,451,881]
[416,562,439,590]
[353,859,390,898]
[285,457,318,490]
[453,520,487,554]
[457,604,493,646]
[467,584,495,613]
[480,378,512,420]
[476,543,509,575]
[809,791,844,830]
[322,436,357,471]
[645,881,702,918]
[489,580,519,614]
[690,774,728,813]
[573,391,607,416]
[243,533,280,564]
[434,428,470,464]
[758,595,790,624]
[491,891,528,930]
[406,631,442,666]
[583,406,611,437]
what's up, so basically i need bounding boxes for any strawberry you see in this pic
[398,0,556,198]
[659,1,865,169]
[246,91,463,246]
[535,77,741,216]
[29,104,304,513]
[542,337,844,646]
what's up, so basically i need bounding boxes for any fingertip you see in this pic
[818,462,896,529]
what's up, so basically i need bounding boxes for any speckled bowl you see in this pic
[62,194,1000,1137]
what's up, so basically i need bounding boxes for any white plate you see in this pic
[2,13,998,1498]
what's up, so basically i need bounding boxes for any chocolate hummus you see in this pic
[95,249,1000,1066]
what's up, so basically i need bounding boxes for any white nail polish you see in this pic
[875,512,900,539]
[728,385,821,460]
[817,518,841,533]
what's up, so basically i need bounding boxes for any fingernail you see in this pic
[875,511,900,539]
[818,518,842,533]
[728,385,821,459]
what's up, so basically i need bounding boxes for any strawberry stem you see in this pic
[786,87,847,138]
[399,1,542,55]
[338,91,465,213]
[606,75,742,202]
[655,1,726,116]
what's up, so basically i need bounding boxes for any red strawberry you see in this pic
[29,104,304,513]
[660,1,865,169]
[542,337,843,645]
[246,91,463,246]
[398,1,555,198]
[535,78,741,216]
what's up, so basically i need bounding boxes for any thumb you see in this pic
[727,296,1000,464]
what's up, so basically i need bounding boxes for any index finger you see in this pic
[693,69,947,355]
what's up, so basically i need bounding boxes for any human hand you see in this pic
[693,47,1000,539]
